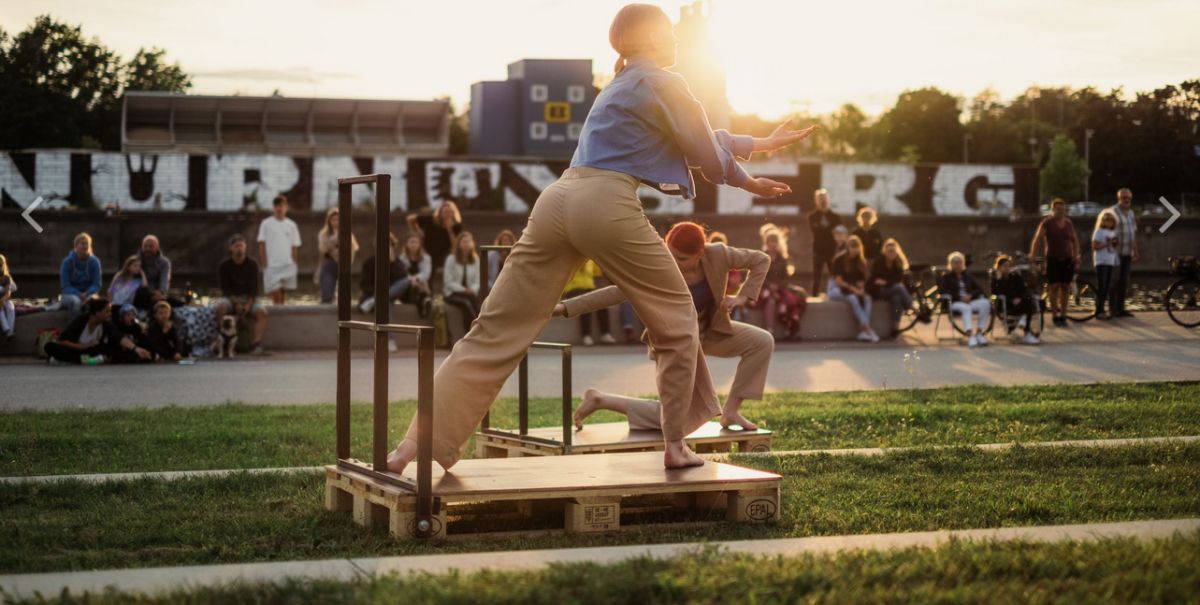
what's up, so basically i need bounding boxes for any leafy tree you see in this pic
[876,87,965,163]
[1040,134,1090,201]
[124,48,191,93]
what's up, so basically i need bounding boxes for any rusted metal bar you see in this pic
[335,181,352,460]
[415,327,436,535]
[518,355,529,435]
[337,174,383,185]
[372,174,391,474]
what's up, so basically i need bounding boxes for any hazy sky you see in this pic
[3,0,1197,118]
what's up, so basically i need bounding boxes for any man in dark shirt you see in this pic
[807,188,842,295]
[213,234,268,354]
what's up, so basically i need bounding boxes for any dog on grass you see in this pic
[212,314,238,359]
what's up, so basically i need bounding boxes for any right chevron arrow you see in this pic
[1158,197,1181,233]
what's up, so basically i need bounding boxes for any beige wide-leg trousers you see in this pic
[627,321,773,431]
[405,167,718,468]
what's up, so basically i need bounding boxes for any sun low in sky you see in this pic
[4,0,1197,118]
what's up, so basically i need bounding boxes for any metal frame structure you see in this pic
[477,244,574,453]
[333,173,438,539]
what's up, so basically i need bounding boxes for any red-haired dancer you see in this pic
[558,222,775,431]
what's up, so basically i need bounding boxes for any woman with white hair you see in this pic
[937,251,991,347]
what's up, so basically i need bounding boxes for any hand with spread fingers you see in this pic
[753,120,819,154]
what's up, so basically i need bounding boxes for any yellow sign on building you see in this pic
[544,102,570,123]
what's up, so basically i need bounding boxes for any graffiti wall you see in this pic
[0,150,1037,216]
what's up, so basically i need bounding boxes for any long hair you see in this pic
[402,232,427,262]
[0,253,9,282]
[452,231,478,266]
[437,200,462,229]
[117,255,144,281]
[881,238,909,271]
[609,3,669,74]
[844,235,867,274]
[1094,208,1118,233]
[320,208,339,238]
[760,223,790,260]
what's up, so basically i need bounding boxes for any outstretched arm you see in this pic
[750,120,819,154]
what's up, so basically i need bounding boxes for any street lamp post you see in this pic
[1084,128,1094,201]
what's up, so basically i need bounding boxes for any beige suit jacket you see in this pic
[562,242,770,340]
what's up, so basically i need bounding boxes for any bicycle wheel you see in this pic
[1065,279,1098,322]
[895,286,929,333]
[1029,299,1045,337]
[1165,277,1200,328]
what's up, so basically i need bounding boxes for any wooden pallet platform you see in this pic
[325,451,781,540]
[475,421,772,458]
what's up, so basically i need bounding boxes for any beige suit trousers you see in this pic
[626,320,773,431]
[406,167,718,468]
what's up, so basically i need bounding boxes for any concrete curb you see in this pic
[2,518,1196,598]
[3,435,1196,485]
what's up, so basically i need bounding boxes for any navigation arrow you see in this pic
[1158,196,1181,233]
[22,196,45,234]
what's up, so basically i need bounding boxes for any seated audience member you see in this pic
[852,207,884,261]
[938,251,991,348]
[108,255,146,308]
[870,238,913,334]
[407,200,463,278]
[827,235,879,343]
[111,303,154,363]
[45,297,146,365]
[316,208,359,304]
[751,224,806,341]
[991,255,1041,345]
[359,233,433,317]
[563,259,616,346]
[60,232,102,320]
[487,229,517,288]
[146,300,187,361]
[135,235,172,310]
[831,224,850,258]
[214,234,268,355]
[442,231,481,335]
[0,254,15,341]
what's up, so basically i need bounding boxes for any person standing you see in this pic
[215,235,268,355]
[852,207,883,262]
[1091,209,1121,320]
[316,208,359,304]
[1108,188,1139,318]
[135,235,171,311]
[59,232,102,321]
[0,254,15,342]
[407,200,463,279]
[807,188,841,295]
[1029,198,1080,326]
[257,195,302,305]
[384,3,816,474]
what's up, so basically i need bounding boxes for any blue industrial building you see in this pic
[469,59,594,158]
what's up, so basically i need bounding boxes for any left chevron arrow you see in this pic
[22,196,45,234]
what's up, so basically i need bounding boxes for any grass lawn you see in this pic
[2,443,1198,574]
[2,382,1198,476]
[15,534,1199,605]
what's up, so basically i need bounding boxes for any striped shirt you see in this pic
[1110,205,1137,256]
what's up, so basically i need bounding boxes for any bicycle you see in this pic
[1030,256,1098,323]
[1165,256,1200,328]
[893,263,937,334]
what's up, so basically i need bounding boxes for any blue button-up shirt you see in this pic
[570,58,754,199]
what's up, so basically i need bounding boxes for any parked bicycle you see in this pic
[1165,256,1200,328]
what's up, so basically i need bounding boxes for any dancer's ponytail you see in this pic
[613,55,627,74]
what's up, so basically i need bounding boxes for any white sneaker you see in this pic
[1017,316,1028,329]
[1022,333,1041,345]
[968,334,979,348]
[599,333,616,345]
[977,334,990,346]
[856,331,872,342]
[387,339,398,353]
[359,298,376,313]
[868,329,881,343]
[582,335,595,346]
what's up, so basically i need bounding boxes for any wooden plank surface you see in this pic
[388,451,780,498]
[498,421,770,448]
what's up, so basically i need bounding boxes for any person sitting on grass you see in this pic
[827,234,879,343]
[991,255,1041,345]
[111,303,152,363]
[59,232,102,321]
[442,231,481,336]
[214,234,267,355]
[146,300,187,361]
[938,251,991,348]
[45,297,150,365]
[107,255,146,308]
[558,221,773,432]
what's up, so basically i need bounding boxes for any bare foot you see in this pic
[385,439,417,475]
[574,388,601,430]
[719,411,759,431]
[664,441,705,468]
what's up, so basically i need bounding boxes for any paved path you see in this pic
[2,518,1195,598]
[2,312,1196,410]
[5,436,1195,484]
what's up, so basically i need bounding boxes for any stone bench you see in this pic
[0,298,895,357]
